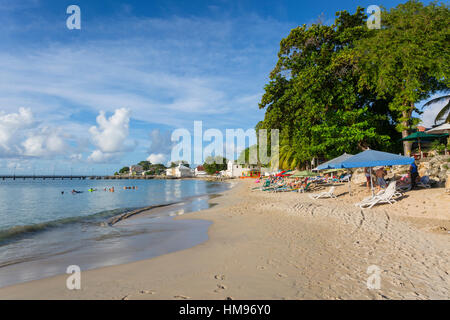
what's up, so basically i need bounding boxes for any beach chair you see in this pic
[355,181,401,207]
[417,176,431,188]
[339,174,351,183]
[396,183,411,192]
[308,186,336,199]
[298,182,312,193]
[357,181,399,209]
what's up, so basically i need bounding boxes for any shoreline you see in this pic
[0,180,448,299]
[0,181,233,289]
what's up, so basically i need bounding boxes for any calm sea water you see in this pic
[0,179,230,287]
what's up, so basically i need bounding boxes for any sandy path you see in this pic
[0,180,448,299]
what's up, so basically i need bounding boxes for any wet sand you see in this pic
[0,180,448,299]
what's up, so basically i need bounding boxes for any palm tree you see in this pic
[423,94,450,124]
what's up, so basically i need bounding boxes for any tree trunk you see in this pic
[401,108,413,156]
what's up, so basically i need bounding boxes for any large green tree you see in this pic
[203,156,228,175]
[259,7,398,170]
[356,0,449,155]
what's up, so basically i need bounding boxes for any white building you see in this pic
[129,165,144,176]
[165,164,194,178]
[195,165,207,176]
[225,160,260,178]
[225,160,242,177]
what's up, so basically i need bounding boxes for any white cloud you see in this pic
[0,13,282,130]
[87,150,115,163]
[88,108,135,162]
[0,108,72,158]
[22,127,67,157]
[0,107,34,153]
[147,153,166,164]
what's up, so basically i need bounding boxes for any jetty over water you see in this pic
[0,175,158,180]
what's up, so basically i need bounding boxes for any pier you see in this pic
[0,175,158,180]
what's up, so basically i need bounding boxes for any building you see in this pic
[165,164,194,178]
[225,160,260,178]
[129,165,144,176]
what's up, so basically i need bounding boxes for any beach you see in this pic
[0,179,448,300]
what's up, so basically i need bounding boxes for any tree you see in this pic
[356,0,449,155]
[138,161,151,171]
[423,94,450,124]
[258,7,398,170]
[203,156,228,175]
[170,160,190,168]
[119,166,129,174]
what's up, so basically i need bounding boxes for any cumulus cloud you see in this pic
[145,129,177,164]
[0,107,34,153]
[88,108,135,162]
[22,127,67,157]
[146,153,166,164]
[0,108,72,158]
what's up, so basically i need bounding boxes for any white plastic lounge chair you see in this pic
[396,184,411,192]
[309,186,336,199]
[358,181,398,209]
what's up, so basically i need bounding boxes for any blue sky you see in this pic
[0,0,444,175]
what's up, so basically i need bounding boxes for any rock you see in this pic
[446,174,450,192]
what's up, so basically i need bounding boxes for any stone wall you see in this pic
[350,155,450,187]
[417,155,450,186]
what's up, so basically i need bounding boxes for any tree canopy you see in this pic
[203,156,228,175]
[258,1,449,169]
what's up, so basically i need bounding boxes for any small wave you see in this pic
[0,208,131,244]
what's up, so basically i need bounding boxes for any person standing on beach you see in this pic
[375,167,387,191]
[410,161,419,189]
[364,167,371,190]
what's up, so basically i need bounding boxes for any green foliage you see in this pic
[170,160,190,168]
[138,161,151,171]
[356,0,449,153]
[259,6,400,169]
[203,156,228,175]
[430,140,446,153]
[119,166,129,174]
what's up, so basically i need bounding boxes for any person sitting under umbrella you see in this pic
[375,167,387,191]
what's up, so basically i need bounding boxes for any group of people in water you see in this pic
[61,185,138,194]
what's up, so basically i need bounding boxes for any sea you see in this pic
[0,178,231,288]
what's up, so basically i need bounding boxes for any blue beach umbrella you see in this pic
[340,149,414,196]
[315,153,353,171]
[340,149,414,168]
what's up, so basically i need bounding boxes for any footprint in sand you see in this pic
[140,290,155,295]
[174,295,191,299]
[121,295,130,300]
[277,273,287,278]
[257,265,266,270]
[214,284,227,293]
[214,274,225,280]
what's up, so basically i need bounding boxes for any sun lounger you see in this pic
[357,181,399,209]
[308,186,336,199]
[417,176,431,188]
[339,174,351,182]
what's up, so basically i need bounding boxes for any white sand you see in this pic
[0,180,448,299]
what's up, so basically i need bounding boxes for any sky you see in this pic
[0,0,446,175]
